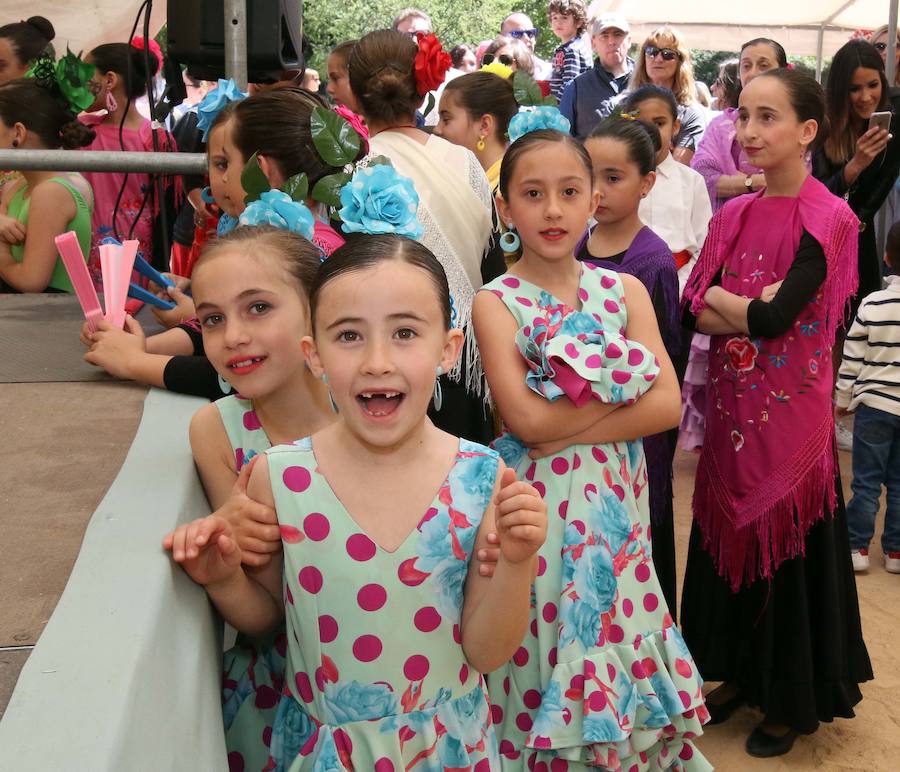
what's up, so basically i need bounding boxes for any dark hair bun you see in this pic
[26,16,55,42]
[367,67,416,108]
[60,120,96,150]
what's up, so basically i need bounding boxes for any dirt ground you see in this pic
[673,450,899,771]
[1,382,896,768]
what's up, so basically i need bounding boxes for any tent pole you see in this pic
[888,0,899,86]
[224,0,249,90]
[816,25,825,82]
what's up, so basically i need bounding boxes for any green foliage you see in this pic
[689,49,736,87]
[240,153,271,203]
[310,106,362,165]
[284,172,310,202]
[303,0,555,73]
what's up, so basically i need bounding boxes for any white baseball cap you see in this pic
[593,13,630,34]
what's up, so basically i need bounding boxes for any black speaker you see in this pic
[167,0,303,82]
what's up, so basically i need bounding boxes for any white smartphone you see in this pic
[869,110,892,133]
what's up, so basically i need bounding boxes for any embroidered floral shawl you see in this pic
[682,175,858,590]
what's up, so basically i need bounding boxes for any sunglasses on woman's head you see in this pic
[644,45,681,61]
[482,53,514,66]
[509,28,538,39]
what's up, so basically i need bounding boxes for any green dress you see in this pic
[225,437,503,770]
[482,263,711,771]
[6,175,93,293]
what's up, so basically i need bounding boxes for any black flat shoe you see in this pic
[705,686,744,725]
[745,725,799,758]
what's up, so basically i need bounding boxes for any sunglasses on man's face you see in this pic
[644,45,681,61]
[508,28,538,39]
[482,53,514,66]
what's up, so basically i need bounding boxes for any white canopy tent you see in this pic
[0,1,166,58]
[588,0,899,60]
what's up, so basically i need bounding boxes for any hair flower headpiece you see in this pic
[26,49,95,113]
[338,163,423,239]
[197,79,248,140]
[413,32,451,96]
[239,189,316,239]
[508,106,571,143]
[130,36,164,71]
[480,61,514,80]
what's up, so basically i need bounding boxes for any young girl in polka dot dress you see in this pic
[166,234,549,770]
[473,129,711,770]
[181,225,338,771]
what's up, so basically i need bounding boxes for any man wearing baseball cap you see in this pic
[560,13,634,138]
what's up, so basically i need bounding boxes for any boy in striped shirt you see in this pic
[836,220,900,573]
[548,0,590,100]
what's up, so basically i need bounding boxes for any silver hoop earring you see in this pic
[433,366,444,411]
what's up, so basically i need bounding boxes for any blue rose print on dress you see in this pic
[268,697,316,771]
[530,680,569,738]
[323,680,398,724]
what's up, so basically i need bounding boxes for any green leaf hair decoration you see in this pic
[26,48,96,114]
[311,172,352,208]
[310,106,361,167]
[240,152,272,204]
[283,172,310,203]
[512,70,558,108]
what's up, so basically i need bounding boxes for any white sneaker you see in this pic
[852,548,870,572]
[835,421,853,452]
[885,552,900,574]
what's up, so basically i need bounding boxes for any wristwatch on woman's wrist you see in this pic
[744,175,754,191]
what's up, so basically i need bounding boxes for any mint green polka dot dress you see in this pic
[481,264,711,771]
[226,437,503,771]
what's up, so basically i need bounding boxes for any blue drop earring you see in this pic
[499,223,521,253]
[433,366,444,411]
[218,373,232,395]
[322,374,339,413]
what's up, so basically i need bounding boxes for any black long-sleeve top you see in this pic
[161,322,232,401]
[684,231,827,337]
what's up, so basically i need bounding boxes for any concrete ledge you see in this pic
[0,389,226,770]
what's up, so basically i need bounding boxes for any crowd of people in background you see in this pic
[3,4,900,770]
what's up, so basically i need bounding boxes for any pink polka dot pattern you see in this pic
[414,606,441,632]
[403,654,430,680]
[242,410,262,431]
[635,562,651,583]
[357,583,387,612]
[303,513,330,541]
[605,341,623,359]
[352,634,382,662]
[318,614,339,643]
[280,525,304,544]
[550,457,569,475]
[294,671,314,702]
[282,465,311,492]
[502,276,521,288]
[604,299,620,313]
[346,533,377,561]
[297,566,323,594]
[643,592,659,612]
[374,758,395,772]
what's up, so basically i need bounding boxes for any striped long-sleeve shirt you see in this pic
[550,39,591,101]
[836,275,900,415]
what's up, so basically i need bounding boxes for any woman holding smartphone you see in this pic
[813,39,900,307]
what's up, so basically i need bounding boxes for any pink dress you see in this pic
[79,113,177,294]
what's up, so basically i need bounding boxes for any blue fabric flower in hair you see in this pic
[197,79,248,140]
[338,164,423,239]
[238,190,316,240]
[508,106,571,143]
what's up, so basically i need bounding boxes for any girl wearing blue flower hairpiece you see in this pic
[473,128,712,770]
[166,232,549,770]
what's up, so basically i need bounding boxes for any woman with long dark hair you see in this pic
[813,39,900,307]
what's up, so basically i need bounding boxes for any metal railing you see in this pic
[0,149,207,175]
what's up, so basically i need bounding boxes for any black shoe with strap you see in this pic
[705,685,745,725]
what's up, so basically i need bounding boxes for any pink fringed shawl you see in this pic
[682,175,859,590]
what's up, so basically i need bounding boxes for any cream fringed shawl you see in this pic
[368,132,495,397]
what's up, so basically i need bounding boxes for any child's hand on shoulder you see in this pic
[163,514,242,588]
[218,456,281,567]
[494,467,547,567]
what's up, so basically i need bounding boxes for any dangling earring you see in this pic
[218,374,232,395]
[499,224,521,252]
[11,139,18,148]
[476,135,486,151]
[433,366,444,411]
[106,89,118,113]
[322,374,338,413]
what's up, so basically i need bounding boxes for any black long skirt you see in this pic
[680,473,873,734]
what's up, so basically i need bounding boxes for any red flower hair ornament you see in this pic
[131,36,163,72]
[413,33,451,95]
